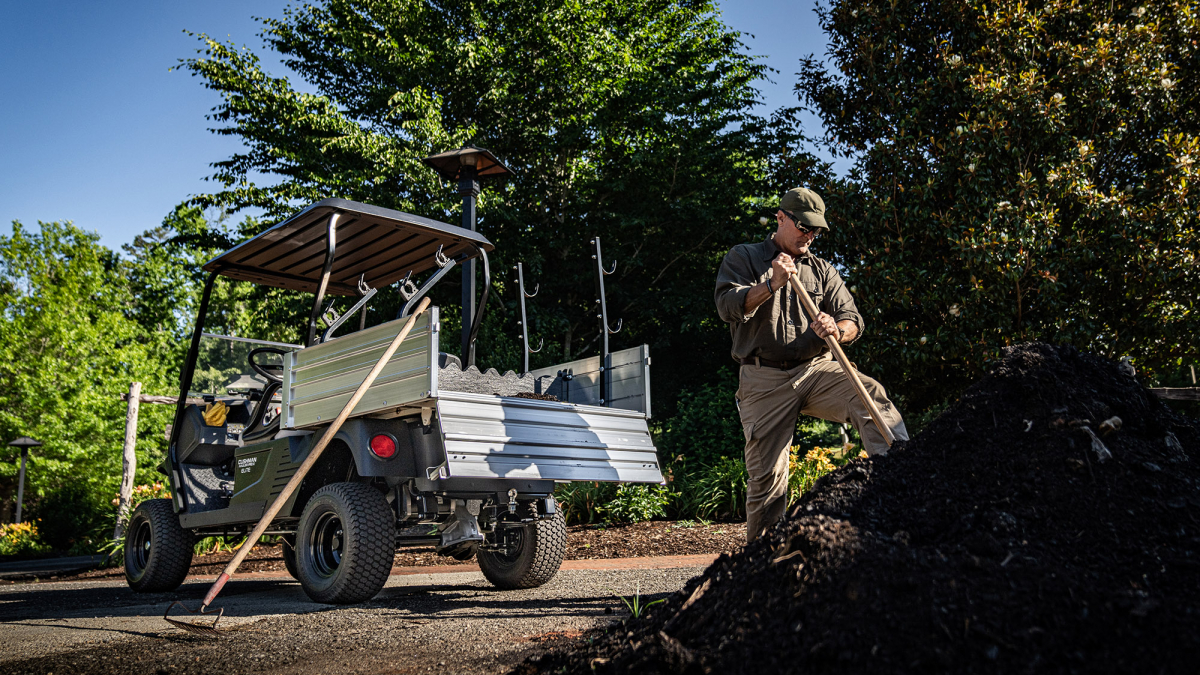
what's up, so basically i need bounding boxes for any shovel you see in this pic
[164,297,432,635]
[787,275,895,447]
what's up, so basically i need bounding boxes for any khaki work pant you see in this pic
[736,353,908,543]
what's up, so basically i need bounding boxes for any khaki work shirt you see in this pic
[714,235,864,363]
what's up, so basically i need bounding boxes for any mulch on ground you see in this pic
[35,520,744,583]
[521,343,1200,674]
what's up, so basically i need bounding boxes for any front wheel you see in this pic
[295,482,395,604]
[125,499,194,592]
[478,510,566,589]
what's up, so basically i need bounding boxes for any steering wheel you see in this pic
[248,347,287,384]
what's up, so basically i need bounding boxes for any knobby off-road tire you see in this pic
[295,482,395,604]
[478,510,566,590]
[125,498,194,593]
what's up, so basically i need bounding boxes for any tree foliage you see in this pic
[179,0,812,414]
[797,0,1199,410]
[0,222,174,532]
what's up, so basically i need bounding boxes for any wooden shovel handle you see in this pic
[788,275,895,447]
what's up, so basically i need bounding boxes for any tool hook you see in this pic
[606,318,623,335]
[397,270,418,301]
[434,244,450,268]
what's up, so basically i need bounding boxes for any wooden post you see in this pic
[114,381,141,540]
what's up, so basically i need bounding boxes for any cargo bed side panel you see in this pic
[435,391,663,483]
[283,309,438,429]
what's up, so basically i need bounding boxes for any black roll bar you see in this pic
[166,270,219,512]
[306,212,341,347]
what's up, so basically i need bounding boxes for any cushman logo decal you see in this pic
[237,457,258,474]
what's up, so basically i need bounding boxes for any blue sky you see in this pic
[1,1,835,251]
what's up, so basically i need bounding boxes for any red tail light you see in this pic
[369,434,397,459]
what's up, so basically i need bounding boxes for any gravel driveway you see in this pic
[0,561,709,674]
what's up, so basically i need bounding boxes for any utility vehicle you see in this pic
[125,199,662,603]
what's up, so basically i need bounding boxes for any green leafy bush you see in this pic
[31,483,109,553]
[655,369,743,467]
[555,482,616,525]
[690,456,750,521]
[600,484,670,524]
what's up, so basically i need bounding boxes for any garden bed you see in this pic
[20,520,745,583]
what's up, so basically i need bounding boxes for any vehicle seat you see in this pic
[242,381,282,443]
[175,402,250,465]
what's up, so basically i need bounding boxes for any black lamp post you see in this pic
[7,436,42,524]
[422,146,515,366]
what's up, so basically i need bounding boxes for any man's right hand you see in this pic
[771,253,796,289]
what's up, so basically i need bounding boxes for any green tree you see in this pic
[796,0,1199,411]
[179,0,808,419]
[0,222,174,541]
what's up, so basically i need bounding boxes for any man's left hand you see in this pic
[811,312,839,340]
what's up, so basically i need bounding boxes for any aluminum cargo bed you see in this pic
[435,391,663,483]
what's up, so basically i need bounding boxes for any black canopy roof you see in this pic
[202,199,493,296]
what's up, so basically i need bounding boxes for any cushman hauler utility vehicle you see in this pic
[125,199,662,603]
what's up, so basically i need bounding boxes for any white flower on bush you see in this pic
[1051,92,1064,104]
[968,163,976,172]
[1162,78,1175,89]
[947,54,962,66]
[1132,6,1146,16]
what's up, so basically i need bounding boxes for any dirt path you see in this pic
[0,557,713,674]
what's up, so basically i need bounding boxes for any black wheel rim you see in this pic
[494,526,525,564]
[308,511,344,578]
[131,519,152,574]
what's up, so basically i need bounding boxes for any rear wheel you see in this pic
[478,510,566,589]
[295,482,395,604]
[125,499,194,592]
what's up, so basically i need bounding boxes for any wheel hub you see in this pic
[309,512,344,577]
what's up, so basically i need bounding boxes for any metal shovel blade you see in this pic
[163,600,224,636]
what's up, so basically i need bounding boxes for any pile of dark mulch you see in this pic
[520,343,1200,674]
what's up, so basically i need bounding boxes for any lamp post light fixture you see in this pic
[7,436,42,524]
[422,145,515,366]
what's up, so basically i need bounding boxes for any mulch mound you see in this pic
[520,343,1200,674]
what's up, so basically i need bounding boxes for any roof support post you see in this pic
[459,168,480,366]
[166,270,218,512]
[306,212,341,347]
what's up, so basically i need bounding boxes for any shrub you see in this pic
[600,484,670,524]
[555,482,616,525]
[691,456,749,521]
[31,483,109,553]
[656,369,743,467]
[0,521,50,557]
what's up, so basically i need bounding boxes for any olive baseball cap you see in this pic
[779,187,829,230]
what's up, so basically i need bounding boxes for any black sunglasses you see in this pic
[781,210,821,237]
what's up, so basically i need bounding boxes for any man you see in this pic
[714,187,909,543]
